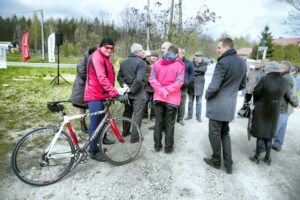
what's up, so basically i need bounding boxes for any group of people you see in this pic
[70,36,299,174]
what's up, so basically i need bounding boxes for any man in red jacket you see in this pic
[84,38,125,161]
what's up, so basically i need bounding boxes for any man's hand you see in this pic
[114,94,130,105]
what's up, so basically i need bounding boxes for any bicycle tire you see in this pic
[11,127,75,186]
[100,117,142,165]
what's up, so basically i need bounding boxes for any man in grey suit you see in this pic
[203,37,246,174]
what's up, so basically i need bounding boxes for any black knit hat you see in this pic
[99,38,115,47]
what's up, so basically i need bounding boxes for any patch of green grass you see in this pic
[6,52,81,64]
[0,66,77,178]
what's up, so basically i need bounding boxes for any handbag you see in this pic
[247,104,255,141]
[237,103,250,118]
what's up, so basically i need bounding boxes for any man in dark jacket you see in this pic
[70,47,96,133]
[117,43,147,143]
[272,61,299,151]
[186,51,207,122]
[176,48,194,126]
[204,37,247,174]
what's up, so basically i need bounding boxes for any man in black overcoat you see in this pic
[204,37,247,174]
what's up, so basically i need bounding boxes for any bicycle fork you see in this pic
[109,118,125,143]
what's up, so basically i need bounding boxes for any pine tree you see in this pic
[259,25,273,58]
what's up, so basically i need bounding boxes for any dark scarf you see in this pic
[217,48,237,62]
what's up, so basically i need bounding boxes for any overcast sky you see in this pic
[0,0,295,41]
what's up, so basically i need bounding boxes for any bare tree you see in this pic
[279,0,300,34]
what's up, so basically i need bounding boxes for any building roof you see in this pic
[272,37,300,46]
[237,47,252,57]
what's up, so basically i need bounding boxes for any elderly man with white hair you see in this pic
[117,43,147,143]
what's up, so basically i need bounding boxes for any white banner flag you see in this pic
[0,44,7,69]
[48,33,55,62]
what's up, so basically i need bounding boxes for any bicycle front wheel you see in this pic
[100,117,142,165]
[11,127,75,186]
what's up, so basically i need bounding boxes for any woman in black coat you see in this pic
[249,61,296,165]
[70,47,96,133]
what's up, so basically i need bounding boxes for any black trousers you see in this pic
[254,138,272,159]
[123,98,146,140]
[177,88,187,121]
[143,92,155,119]
[154,101,177,149]
[208,119,233,168]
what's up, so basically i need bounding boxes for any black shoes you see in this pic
[122,132,131,137]
[90,150,106,162]
[203,158,221,169]
[155,146,162,152]
[184,117,192,120]
[271,145,281,152]
[154,145,173,153]
[225,166,232,174]
[102,137,115,145]
[249,155,261,164]
[130,137,142,144]
[263,157,272,165]
[196,118,202,122]
[164,147,174,154]
[203,158,232,174]
[177,120,185,126]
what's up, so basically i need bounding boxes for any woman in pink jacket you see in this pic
[149,46,184,153]
[84,38,119,161]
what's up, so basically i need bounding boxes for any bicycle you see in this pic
[11,98,143,186]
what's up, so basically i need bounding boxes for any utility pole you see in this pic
[34,9,45,60]
[178,0,183,32]
[146,0,150,51]
[40,9,45,60]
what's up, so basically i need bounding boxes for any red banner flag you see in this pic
[21,32,31,61]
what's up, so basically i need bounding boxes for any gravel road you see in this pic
[1,64,299,200]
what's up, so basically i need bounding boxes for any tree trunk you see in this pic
[167,0,174,41]
[178,0,183,32]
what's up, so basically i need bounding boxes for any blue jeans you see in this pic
[273,114,289,150]
[187,94,202,119]
[88,101,105,153]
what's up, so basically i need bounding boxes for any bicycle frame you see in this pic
[44,107,124,161]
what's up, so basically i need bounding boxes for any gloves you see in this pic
[114,94,130,104]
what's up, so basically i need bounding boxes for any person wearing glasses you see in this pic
[84,38,126,161]
[117,43,147,143]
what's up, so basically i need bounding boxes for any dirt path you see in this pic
[1,64,300,200]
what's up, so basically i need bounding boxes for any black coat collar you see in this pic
[217,48,237,61]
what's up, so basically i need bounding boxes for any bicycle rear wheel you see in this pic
[11,127,75,186]
[100,117,142,165]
